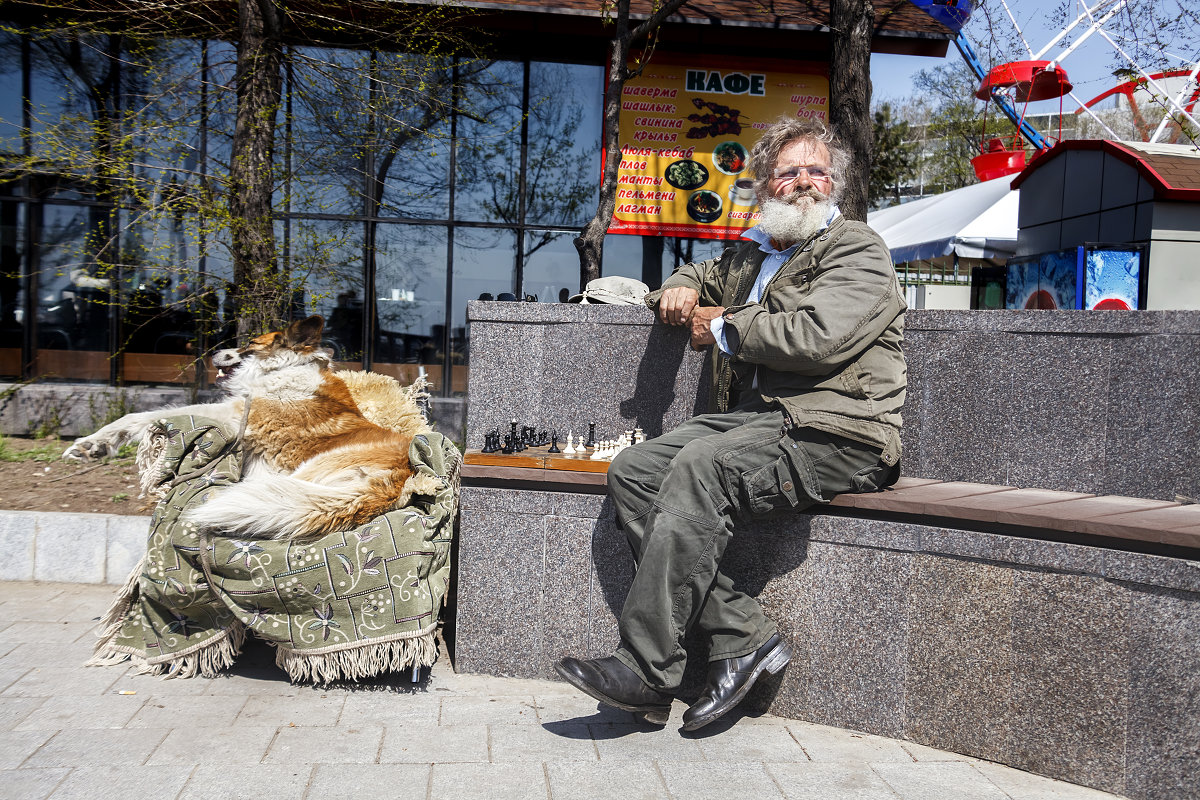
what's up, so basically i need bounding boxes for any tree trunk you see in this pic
[573,9,631,289]
[574,0,690,290]
[229,0,284,341]
[829,0,874,222]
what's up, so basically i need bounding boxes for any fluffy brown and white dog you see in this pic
[63,315,429,541]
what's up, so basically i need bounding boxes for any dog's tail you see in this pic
[183,472,413,540]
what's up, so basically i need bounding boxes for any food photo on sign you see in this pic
[609,55,829,240]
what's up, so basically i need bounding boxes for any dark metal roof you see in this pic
[1012,139,1200,201]
[445,0,953,37]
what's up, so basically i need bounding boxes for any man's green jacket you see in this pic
[646,215,907,467]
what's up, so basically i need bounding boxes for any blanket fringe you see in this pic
[156,624,246,679]
[276,633,439,685]
[91,555,146,648]
[88,624,246,679]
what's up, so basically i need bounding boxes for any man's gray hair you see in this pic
[748,116,850,205]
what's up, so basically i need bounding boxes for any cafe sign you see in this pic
[608,55,828,240]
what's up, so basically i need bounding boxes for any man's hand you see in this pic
[657,287,699,326]
[688,306,725,350]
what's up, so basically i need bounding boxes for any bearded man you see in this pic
[555,117,908,731]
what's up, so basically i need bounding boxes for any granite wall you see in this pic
[466,303,1200,502]
[454,487,1200,800]
[457,303,1200,799]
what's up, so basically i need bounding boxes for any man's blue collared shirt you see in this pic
[710,205,841,354]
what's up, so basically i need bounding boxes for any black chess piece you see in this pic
[548,431,561,453]
[586,422,597,449]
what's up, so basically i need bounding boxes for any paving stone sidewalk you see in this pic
[0,581,1126,800]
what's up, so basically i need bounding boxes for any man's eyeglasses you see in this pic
[771,165,832,183]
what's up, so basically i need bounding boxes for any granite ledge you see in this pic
[906,309,1200,336]
[467,300,655,326]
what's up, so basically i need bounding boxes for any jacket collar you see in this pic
[742,204,842,254]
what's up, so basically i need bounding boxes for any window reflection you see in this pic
[602,234,734,290]
[3,34,621,396]
[526,62,603,228]
[287,47,371,217]
[375,54,454,220]
[524,230,580,302]
[454,61,524,223]
[288,217,365,362]
[34,203,110,380]
[452,227,516,397]
[372,223,450,389]
[0,193,22,377]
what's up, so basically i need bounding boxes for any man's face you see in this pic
[767,139,833,204]
[756,138,835,246]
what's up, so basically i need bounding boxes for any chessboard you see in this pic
[463,444,611,474]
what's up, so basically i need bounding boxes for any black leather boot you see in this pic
[682,634,792,731]
[554,655,674,725]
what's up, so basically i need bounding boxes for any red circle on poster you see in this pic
[1024,290,1057,309]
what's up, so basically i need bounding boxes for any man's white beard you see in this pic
[756,194,832,246]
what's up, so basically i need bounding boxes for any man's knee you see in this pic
[608,443,668,494]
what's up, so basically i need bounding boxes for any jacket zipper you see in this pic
[717,249,755,412]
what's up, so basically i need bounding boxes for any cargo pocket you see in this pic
[744,456,800,517]
[742,435,821,518]
[849,461,900,493]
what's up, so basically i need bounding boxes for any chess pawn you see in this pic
[590,440,605,460]
[563,433,575,454]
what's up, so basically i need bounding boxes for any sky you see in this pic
[868,0,1199,114]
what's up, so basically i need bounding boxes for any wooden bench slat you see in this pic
[460,449,1200,554]
[911,488,1094,525]
[1077,504,1200,530]
[843,481,1016,514]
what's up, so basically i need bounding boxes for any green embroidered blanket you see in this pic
[91,414,459,684]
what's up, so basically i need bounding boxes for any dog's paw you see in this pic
[62,439,111,462]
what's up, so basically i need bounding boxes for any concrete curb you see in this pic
[0,511,149,585]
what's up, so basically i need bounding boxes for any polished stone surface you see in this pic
[455,487,1200,800]
[465,302,708,451]
[468,306,1200,500]
[455,307,1200,800]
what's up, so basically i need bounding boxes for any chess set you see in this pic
[467,420,647,472]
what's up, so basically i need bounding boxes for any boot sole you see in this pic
[553,662,672,725]
[681,639,793,732]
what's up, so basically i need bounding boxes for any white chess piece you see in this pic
[634,427,645,445]
[590,440,605,460]
[563,433,575,454]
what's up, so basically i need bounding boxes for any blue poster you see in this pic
[1006,249,1077,309]
[1084,249,1141,310]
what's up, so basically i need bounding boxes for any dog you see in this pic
[63,315,425,541]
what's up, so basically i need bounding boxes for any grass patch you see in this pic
[0,436,64,463]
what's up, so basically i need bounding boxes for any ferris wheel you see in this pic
[911,0,1200,180]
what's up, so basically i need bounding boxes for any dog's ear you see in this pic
[285,315,325,348]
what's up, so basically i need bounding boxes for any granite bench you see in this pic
[453,303,1200,800]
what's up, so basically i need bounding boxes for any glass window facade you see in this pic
[0,31,738,396]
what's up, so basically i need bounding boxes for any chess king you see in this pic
[555,117,907,731]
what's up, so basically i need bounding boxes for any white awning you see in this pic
[868,177,1019,265]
